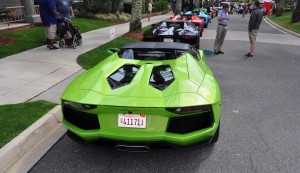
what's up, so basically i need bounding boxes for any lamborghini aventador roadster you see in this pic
[61,42,221,151]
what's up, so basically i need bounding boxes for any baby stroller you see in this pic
[56,17,82,49]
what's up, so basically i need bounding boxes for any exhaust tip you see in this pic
[115,144,150,152]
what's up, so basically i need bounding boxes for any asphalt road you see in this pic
[30,14,300,173]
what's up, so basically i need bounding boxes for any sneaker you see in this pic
[218,51,224,54]
[49,46,60,50]
[244,53,251,57]
[244,53,254,59]
[214,50,219,55]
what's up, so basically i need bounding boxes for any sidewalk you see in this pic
[0,12,172,105]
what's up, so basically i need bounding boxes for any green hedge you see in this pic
[153,1,168,12]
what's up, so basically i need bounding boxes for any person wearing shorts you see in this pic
[39,0,60,50]
[244,1,263,59]
[147,0,152,22]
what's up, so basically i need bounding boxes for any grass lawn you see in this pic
[77,24,155,70]
[0,18,115,59]
[0,100,57,148]
[267,11,300,34]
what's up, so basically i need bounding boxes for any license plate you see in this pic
[164,38,174,42]
[118,114,146,128]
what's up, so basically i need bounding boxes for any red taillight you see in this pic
[183,35,196,39]
[144,35,154,38]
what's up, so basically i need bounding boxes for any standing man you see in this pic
[39,0,60,50]
[171,0,176,14]
[214,3,229,55]
[244,1,263,59]
[147,0,153,22]
[54,0,74,20]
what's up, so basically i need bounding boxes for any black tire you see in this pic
[59,41,64,47]
[72,44,77,49]
[210,123,220,143]
[78,40,82,46]
[194,37,200,49]
[204,23,208,28]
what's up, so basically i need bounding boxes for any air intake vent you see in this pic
[149,65,174,91]
[63,106,100,130]
[107,64,140,89]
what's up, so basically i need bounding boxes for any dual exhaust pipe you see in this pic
[115,144,150,152]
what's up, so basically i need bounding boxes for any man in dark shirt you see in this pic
[39,0,60,50]
[244,1,263,59]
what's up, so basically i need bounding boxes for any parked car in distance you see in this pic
[143,20,200,48]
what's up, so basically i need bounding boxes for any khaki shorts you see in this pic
[249,30,258,44]
[44,24,57,39]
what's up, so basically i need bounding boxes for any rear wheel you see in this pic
[72,44,77,49]
[59,41,64,47]
[78,40,82,46]
[210,123,220,143]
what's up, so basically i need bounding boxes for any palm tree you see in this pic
[291,0,300,22]
[175,0,182,15]
[130,0,143,32]
[276,0,286,16]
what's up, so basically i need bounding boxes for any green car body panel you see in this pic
[61,42,221,147]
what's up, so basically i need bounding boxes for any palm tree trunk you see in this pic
[175,0,182,15]
[291,0,300,22]
[130,0,143,32]
[276,0,285,16]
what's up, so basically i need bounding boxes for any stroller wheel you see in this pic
[59,41,64,47]
[78,40,82,46]
[72,44,77,49]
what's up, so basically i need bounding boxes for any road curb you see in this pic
[264,16,300,38]
[0,105,66,173]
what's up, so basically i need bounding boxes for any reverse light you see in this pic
[166,105,212,115]
[63,101,97,111]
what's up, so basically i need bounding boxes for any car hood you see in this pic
[61,53,215,107]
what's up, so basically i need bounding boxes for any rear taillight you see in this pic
[166,105,212,115]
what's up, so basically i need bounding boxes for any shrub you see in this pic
[153,1,168,12]
[123,2,132,13]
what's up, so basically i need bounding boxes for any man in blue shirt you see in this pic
[53,0,74,20]
[39,0,60,50]
[214,3,230,55]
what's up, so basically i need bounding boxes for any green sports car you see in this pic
[61,42,221,151]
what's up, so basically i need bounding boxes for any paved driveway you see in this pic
[30,14,300,173]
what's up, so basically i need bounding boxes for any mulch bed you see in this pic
[0,25,33,45]
[123,31,143,41]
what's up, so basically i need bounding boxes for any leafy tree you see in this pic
[129,0,143,32]
[291,0,300,22]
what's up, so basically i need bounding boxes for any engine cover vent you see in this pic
[149,65,174,91]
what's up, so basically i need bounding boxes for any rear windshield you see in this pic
[118,49,188,60]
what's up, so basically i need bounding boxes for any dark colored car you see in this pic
[143,20,200,48]
[169,14,204,37]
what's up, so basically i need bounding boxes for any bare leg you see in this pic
[250,42,256,54]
